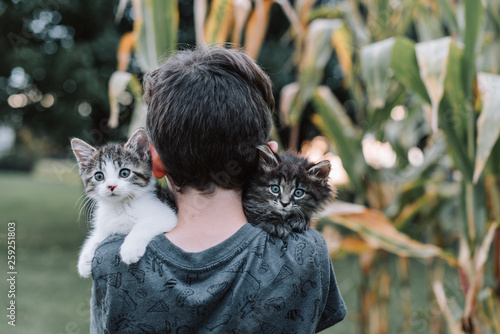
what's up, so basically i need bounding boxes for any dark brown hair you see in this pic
[144,46,274,192]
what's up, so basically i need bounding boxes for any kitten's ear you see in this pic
[125,128,149,158]
[308,160,331,184]
[257,145,280,172]
[71,138,96,170]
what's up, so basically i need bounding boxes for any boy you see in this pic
[90,46,345,333]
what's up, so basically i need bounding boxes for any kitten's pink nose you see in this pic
[107,185,117,192]
[280,201,290,207]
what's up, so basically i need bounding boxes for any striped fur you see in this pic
[71,129,177,277]
[243,145,335,238]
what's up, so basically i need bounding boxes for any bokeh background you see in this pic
[1,0,500,333]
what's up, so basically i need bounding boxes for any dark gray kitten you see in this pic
[243,145,334,238]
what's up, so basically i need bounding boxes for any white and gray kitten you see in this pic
[71,129,177,278]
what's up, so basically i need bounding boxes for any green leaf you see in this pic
[391,38,431,105]
[436,0,458,36]
[462,0,484,99]
[438,95,474,181]
[360,37,431,111]
[311,86,364,193]
[415,37,453,132]
[360,37,395,110]
[288,19,343,125]
[134,0,178,72]
[473,73,500,183]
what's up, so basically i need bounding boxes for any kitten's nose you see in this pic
[107,185,117,192]
[280,201,290,207]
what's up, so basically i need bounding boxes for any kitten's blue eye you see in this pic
[270,185,280,194]
[294,189,305,198]
[119,169,131,178]
[94,172,104,181]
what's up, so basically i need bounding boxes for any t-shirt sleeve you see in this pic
[315,233,346,332]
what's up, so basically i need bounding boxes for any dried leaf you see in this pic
[473,73,500,183]
[244,0,273,59]
[108,71,133,128]
[322,202,453,263]
[279,82,300,126]
[432,280,463,334]
[117,32,135,72]
[204,0,233,44]
[415,37,452,132]
[232,0,252,46]
[194,0,208,45]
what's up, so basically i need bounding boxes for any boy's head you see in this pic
[144,46,274,193]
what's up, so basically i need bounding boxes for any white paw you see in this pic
[77,258,92,278]
[120,242,147,265]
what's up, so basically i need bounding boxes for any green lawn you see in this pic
[0,172,92,334]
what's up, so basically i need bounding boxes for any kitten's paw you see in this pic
[120,242,147,265]
[259,221,292,238]
[77,259,92,278]
[77,249,95,278]
[291,219,309,233]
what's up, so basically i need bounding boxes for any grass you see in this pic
[0,172,91,334]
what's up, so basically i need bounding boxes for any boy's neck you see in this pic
[164,187,247,252]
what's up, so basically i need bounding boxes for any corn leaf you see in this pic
[194,0,208,45]
[432,280,463,334]
[331,24,353,81]
[473,73,500,183]
[244,0,273,59]
[204,0,233,44]
[390,37,432,105]
[232,0,252,46]
[321,202,456,264]
[133,0,178,72]
[436,0,458,36]
[289,19,343,125]
[360,38,395,110]
[415,37,453,132]
[360,37,431,115]
[117,32,135,72]
[279,82,300,126]
[108,71,134,128]
[312,86,364,193]
[462,0,483,98]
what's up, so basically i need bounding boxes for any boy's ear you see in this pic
[71,138,96,170]
[125,128,149,158]
[150,144,167,179]
[307,160,331,185]
[257,144,280,172]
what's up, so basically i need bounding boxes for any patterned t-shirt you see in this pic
[90,224,346,333]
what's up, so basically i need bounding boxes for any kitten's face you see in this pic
[71,129,153,202]
[247,146,333,219]
[266,177,311,215]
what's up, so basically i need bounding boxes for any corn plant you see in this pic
[105,0,500,333]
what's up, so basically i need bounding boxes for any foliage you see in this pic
[105,0,500,332]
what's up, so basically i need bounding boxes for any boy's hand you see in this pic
[267,141,278,153]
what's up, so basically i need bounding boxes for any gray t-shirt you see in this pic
[90,224,346,333]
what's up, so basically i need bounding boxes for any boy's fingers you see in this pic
[267,141,278,153]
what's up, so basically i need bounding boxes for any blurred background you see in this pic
[1,0,500,333]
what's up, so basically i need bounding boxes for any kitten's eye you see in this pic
[294,189,305,198]
[94,172,104,181]
[270,185,280,194]
[119,169,131,178]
